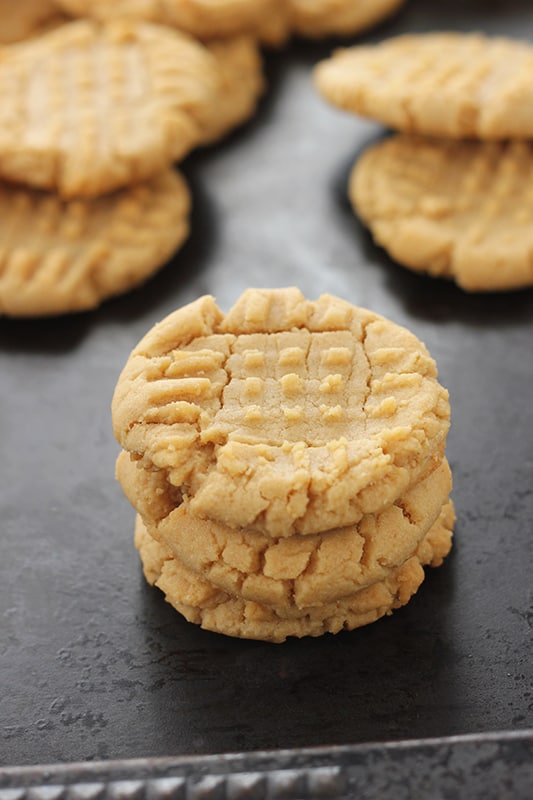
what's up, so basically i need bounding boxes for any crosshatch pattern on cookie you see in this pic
[112,289,450,536]
[351,135,533,291]
[117,449,452,610]
[0,169,191,316]
[0,20,219,197]
[314,32,533,140]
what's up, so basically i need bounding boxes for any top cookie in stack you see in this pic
[314,33,533,292]
[112,287,454,642]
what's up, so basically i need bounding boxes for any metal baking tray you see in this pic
[1,0,532,789]
[1,732,532,799]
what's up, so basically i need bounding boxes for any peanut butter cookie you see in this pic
[0,20,218,197]
[112,288,450,537]
[351,135,533,292]
[314,33,533,139]
[0,169,190,316]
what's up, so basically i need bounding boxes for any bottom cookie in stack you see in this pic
[118,451,454,643]
[134,502,454,643]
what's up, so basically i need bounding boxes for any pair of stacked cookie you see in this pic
[0,16,264,317]
[112,288,454,643]
[315,33,533,292]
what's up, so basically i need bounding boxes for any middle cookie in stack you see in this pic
[112,287,454,642]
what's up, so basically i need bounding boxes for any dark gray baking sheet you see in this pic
[1,0,532,773]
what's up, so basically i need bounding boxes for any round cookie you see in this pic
[200,36,265,146]
[289,0,405,40]
[0,20,219,198]
[314,33,533,140]
[54,0,279,40]
[0,0,67,44]
[134,508,454,642]
[112,288,450,537]
[0,169,190,317]
[350,135,533,292]
[117,449,452,609]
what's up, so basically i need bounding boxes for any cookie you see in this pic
[0,0,67,44]
[0,169,190,317]
[54,0,278,40]
[314,33,533,140]
[350,135,533,292]
[134,507,454,642]
[112,288,450,537]
[0,20,219,198]
[117,449,452,609]
[200,36,265,146]
[290,0,405,40]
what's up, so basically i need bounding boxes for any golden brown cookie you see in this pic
[112,288,450,537]
[314,33,533,139]
[0,169,190,317]
[134,506,454,642]
[54,0,278,40]
[0,0,67,44]
[117,449,452,609]
[289,0,405,40]
[200,36,265,146]
[0,20,219,198]
[350,135,533,292]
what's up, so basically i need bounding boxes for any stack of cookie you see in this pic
[112,287,454,642]
[314,32,533,292]
[0,17,264,317]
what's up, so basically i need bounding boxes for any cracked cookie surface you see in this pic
[134,504,454,642]
[118,450,452,610]
[351,135,533,292]
[314,33,533,140]
[112,288,450,537]
[0,20,218,197]
[0,169,190,316]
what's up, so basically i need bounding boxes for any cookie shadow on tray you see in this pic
[132,554,459,753]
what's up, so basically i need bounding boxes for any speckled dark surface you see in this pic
[1,0,532,774]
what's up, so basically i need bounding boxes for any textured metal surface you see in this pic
[1,0,532,773]
[1,733,532,800]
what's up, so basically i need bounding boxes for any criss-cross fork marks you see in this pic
[0,21,217,196]
[140,323,439,452]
